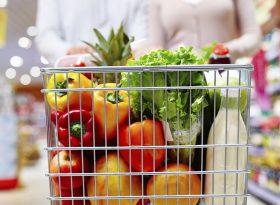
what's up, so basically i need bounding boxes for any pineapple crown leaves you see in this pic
[83,23,135,66]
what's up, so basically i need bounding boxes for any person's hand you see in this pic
[66,45,93,55]
[131,39,162,59]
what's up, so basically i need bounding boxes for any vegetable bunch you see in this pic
[48,43,208,204]
[121,47,208,132]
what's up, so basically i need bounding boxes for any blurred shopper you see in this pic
[252,0,280,111]
[35,0,147,65]
[149,0,262,62]
[260,0,280,35]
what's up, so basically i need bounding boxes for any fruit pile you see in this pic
[47,25,202,205]
[48,81,201,205]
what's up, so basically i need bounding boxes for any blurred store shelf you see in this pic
[0,139,49,205]
[248,181,280,205]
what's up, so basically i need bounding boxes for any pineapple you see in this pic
[83,24,134,83]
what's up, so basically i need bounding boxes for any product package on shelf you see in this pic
[249,129,280,195]
[0,76,19,189]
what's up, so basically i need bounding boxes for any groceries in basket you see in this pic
[52,183,88,205]
[121,47,208,164]
[50,150,90,189]
[206,71,248,114]
[83,24,134,84]
[205,89,248,205]
[46,72,93,112]
[119,120,166,172]
[87,153,142,205]
[56,109,94,147]
[93,83,131,143]
[45,25,250,205]
[209,44,231,65]
[147,164,201,205]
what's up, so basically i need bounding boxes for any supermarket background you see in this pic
[0,0,280,204]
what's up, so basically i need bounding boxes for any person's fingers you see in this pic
[66,46,93,55]
[77,48,88,54]
[81,48,89,53]
[66,47,76,55]
[78,46,92,53]
[85,46,94,53]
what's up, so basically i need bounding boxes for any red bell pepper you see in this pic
[57,109,94,147]
[50,109,66,125]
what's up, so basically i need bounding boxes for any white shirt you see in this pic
[36,0,148,64]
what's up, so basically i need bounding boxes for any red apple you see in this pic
[50,151,89,189]
[137,198,150,205]
[53,183,88,205]
[50,143,64,159]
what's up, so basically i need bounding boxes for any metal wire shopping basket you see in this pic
[41,64,252,205]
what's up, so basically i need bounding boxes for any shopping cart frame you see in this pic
[41,64,253,205]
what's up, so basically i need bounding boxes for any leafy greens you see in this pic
[121,46,208,131]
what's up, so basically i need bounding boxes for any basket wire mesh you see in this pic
[41,64,252,205]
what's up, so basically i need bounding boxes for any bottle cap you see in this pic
[213,44,230,56]
[220,89,239,98]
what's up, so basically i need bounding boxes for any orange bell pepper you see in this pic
[47,73,93,112]
[94,83,131,142]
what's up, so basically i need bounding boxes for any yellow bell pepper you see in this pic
[94,83,131,142]
[47,73,93,111]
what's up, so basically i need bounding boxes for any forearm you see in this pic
[261,18,278,35]
[225,0,262,62]
[225,31,262,62]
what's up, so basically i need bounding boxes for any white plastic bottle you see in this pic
[205,89,248,205]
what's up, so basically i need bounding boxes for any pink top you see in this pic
[149,0,262,61]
